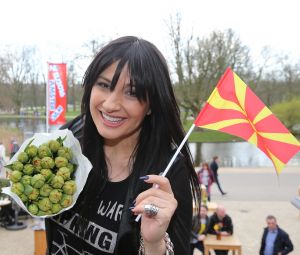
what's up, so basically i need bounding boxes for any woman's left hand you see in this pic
[131,175,177,246]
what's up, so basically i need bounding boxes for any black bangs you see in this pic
[108,41,153,103]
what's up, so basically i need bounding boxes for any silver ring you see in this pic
[144,204,159,217]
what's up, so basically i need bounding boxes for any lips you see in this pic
[101,112,126,127]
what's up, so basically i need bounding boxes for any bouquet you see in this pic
[2,129,92,218]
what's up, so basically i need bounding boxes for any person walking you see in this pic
[259,215,293,255]
[210,156,226,195]
[197,162,214,201]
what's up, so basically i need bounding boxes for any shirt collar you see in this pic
[268,228,278,234]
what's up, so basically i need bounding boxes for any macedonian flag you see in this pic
[194,67,300,174]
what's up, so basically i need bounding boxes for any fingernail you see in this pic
[130,199,136,207]
[129,206,135,210]
[139,175,149,180]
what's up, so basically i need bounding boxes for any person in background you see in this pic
[9,139,19,159]
[190,205,209,255]
[0,141,6,174]
[206,205,233,255]
[197,162,214,201]
[259,215,293,255]
[210,156,226,195]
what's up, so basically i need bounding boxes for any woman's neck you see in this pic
[104,138,137,182]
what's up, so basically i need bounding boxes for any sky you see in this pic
[1,0,300,75]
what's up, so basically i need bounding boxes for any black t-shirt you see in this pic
[48,177,129,254]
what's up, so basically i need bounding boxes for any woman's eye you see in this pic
[125,88,137,97]
[96,82,110,89]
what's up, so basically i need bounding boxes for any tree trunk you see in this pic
[194,142,202,166]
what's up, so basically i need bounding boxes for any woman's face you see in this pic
[89,62,150,145]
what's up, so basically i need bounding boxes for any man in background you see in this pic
[206,205,233,255]
[210,156,227,195]
[259,215,293,255]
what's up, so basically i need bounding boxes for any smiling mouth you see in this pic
[101,112,126,125]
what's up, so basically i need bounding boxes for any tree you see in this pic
[0,46,37,114]
[271,98,300,132]
[168,15,255,121]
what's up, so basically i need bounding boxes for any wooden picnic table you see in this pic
[204,234,242,255]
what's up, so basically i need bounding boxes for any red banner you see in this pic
[47,63,67,125]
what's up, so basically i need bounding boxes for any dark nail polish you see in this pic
[130,199,136,207]
[139,175,149,180]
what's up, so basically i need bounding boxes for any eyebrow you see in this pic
[98,75,133,87]
[98,75,111,83]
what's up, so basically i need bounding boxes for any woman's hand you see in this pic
[198,234,206,241]
[131,175,177,254]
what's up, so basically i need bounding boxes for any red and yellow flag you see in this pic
[194,67,300,174]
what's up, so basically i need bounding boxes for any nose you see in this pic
[102,90,122,112]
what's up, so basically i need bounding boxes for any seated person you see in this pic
[190,205,209,255]
[206,205,233,255]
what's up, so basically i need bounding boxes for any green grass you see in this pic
[0,112,241,143]
[0,110,81,121]
[188,128,242,142]
[183,120,242,143]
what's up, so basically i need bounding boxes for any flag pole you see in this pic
[135,123,196,222]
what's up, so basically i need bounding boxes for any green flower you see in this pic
[38,197,52,212]
[25,145,38,158]
[62,180,77,195]
[60,194,73,208]
[49,189,62,203]
[48,140,61,153]
[11,182,24,196]
[54,156,68,168]
[28,188,39,201]
[23,164,34,175]
[31,174,45,188]
[28,204,39,215]
[9,170,23,183]
[39,184,53,197]
[50,175,64,189]
[12,161,24,172]
[41,157,55,169]
[17,152,29,163]
[21,175,32,186]
[38,145,52,158]
[51,203,62,214]
[56,167,71,181]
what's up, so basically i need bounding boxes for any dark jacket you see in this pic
[209,160,219,177]
[259,227,293,255]
[206,213,233,235]
[45,116,193,254]
[190,215,209,243]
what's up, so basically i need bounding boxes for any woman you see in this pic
[45,36,201,254]
[197,162,214,201]
[190,205,209,255]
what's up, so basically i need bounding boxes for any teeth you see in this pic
[102,112,124,122]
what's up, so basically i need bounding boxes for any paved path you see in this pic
[1,166,299,255]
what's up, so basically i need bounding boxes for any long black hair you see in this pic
[79,36,200,221]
